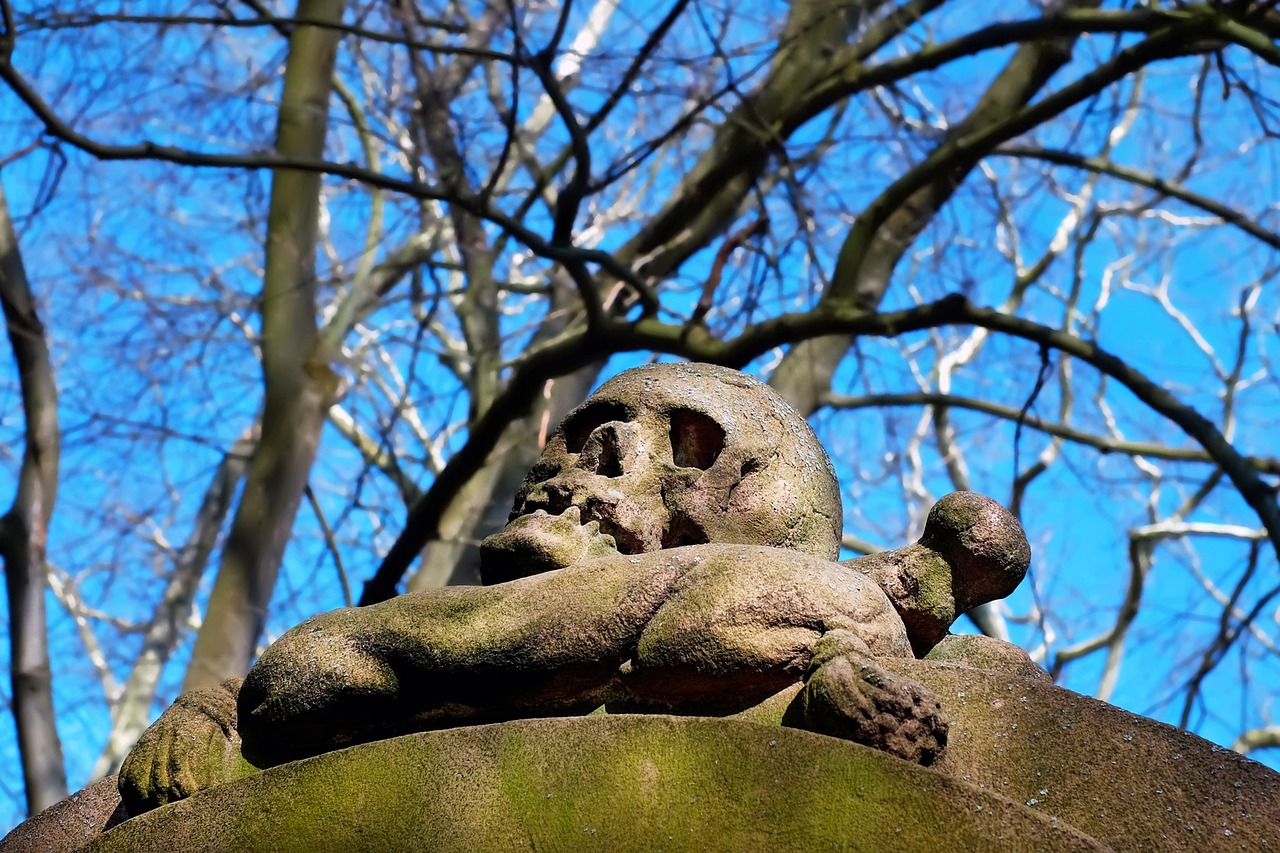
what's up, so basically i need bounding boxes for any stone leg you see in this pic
[786,630,949,765]
[120,555,685,814]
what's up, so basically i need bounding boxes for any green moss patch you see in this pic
[88,716,1105,853]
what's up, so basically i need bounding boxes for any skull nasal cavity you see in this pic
[669,409,725,469]
[580,424,627,477]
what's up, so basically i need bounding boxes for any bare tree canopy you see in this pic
[0,0,1278,827]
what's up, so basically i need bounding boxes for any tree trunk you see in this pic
[0,176,68,813]
[183,0,345,690]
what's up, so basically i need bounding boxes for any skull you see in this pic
[479,363,842,584]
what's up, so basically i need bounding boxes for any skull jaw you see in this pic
[509,465,687,552]
[478,508,623,585]
[481,464,711,584]
[492,457,764,584]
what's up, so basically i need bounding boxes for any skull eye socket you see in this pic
[669,408,725,470]
[563,401,631,453]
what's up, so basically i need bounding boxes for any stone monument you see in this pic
[4,363,1277,852]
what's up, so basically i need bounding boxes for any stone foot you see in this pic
[788,632,948,765]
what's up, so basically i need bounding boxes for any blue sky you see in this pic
[1,0,1279,832]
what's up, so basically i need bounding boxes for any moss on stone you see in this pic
[908,549,956,626]
[923,634,1049,681]
[86,716,1109,853]
[880,658,1280,852]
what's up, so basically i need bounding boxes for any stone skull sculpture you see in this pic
[480,362,843,583]
[103,360,1035,823]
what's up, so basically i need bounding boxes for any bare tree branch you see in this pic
[1001,146,1280,252]
[92,428,255,778]
[1235,725,1280,755]
[184,0,347,690]
[0,174,67,812]
[820,390,1280,474]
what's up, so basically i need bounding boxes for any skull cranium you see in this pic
[479,363,842,583]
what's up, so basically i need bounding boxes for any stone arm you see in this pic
[238,545,908,764]
[118,558,661,814]
[236,552,688,766]
[119,545,908,814]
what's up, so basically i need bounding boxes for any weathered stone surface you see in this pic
[879,649,1280,852]
[847,492,1030,655]
[695,639,1280,851]
[0,776,125,853]
[481,362,845,583]
[83,717,1109,853]
[18,669,1280,853]
[923,633,1050,682]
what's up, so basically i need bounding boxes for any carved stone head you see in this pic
[480,363,842,583]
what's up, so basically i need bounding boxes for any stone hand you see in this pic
[118,678,256,814]
[788,630,949,765]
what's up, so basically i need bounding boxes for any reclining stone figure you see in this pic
[119,363,1030,814]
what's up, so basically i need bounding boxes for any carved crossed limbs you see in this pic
[119,365,1029,814]
[120,492,1028,814]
